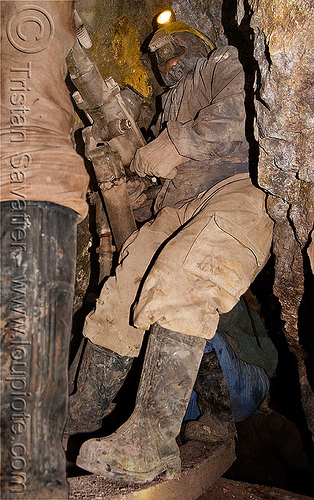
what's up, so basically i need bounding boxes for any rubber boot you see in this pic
[65,339,133,436]
[76,323,206,483]
[1,201,77,499]
[195,350,233,415]
[184,350,236,444]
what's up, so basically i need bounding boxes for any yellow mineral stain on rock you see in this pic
[257,0,307,53]
[88,33,112,79]
[111,16,152,97]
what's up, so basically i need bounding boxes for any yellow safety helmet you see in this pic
[148,11,215,63]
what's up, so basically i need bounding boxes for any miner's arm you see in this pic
[130,46,247,179]
[167,47,247,160]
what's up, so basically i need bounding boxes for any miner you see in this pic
[67,14,276,482]
[0,2,89,498]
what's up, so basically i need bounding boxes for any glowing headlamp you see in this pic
[149,10,216,56]
[156,10,176,27]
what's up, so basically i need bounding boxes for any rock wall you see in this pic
[247,0,313,348]
[240,0,314,436]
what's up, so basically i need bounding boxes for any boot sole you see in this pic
[76,454,181,484]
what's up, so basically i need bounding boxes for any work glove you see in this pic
[130,129,189,179]
[126,176,151,209]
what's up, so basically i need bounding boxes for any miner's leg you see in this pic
[184,346,236,444]
[65,340,133,436]
[76,175,273,482]
[1,1,89,496]
[76,324,206,482]
[184,298,274,444]
[1,202,77,499]
[184,331,270,444]
[205,331,270,421]
[65,206,183,436]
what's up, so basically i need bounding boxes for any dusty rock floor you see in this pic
[69,439,235,499]
[68,437,313,500]
[69,474,313,500]
[199,478,313,499]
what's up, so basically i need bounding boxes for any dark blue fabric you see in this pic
[185,331,269,422]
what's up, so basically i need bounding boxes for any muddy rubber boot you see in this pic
[0,201,77,499]
[195,350,233,415]
[76,323,206,483]
[65,340,133,436]
[184,350,236,444]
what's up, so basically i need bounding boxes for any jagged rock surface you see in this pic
[243,0,314,435]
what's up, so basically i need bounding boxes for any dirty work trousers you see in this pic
[84,173,274,357]
[185,331,270,422]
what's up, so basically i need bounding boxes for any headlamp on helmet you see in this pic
[148,12,216,86]
[148,17,215,63]
[156,10,175,26]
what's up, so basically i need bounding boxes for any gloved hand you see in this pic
[130,129,189,179]
[126,176,151,209]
